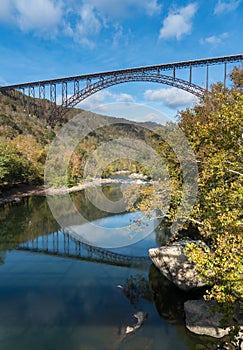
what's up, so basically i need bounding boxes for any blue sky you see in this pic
[0,0,242,120]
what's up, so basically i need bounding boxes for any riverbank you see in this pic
[0,178,135,207]
[0,183,46,205]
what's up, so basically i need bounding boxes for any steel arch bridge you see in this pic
[0,54,242,121]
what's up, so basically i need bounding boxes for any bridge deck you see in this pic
[1,54,242,90]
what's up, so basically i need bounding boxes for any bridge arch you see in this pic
[60,72,206,114]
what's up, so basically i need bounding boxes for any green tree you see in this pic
[125,67,243,333]
[0,141,25,185]
[179,72,243,331]
[0,135,46,187]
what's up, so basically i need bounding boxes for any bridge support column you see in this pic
[62,82,68,106]
[52,232,56,252]
[45,234,49,251]
[20,87,26,108]
[206,64,209,91]
[74,79,79,94]
[38,84,46,118]
[189,65,192,84]
[224,62,227,89]
[28,86,35,99]
[56,231,59,252]
[27,85,35,116]
[39,84,45,100]
[50,83,57,120]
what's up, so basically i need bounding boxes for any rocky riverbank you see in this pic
[149,240,243,347]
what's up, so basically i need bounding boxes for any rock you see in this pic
[184,300,229,338]
[149,240,208,291]
[124,311,148,335]
[216,342,237,350]
[13,197,21,203]
[130,173,148,180]
[184,300,243,339]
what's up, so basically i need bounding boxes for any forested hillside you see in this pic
[0,91,53,187]
[0,91,156,190]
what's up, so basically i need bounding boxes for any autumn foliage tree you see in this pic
[125,66,243,332]
[178,68,243,329]
[0,135,46,187]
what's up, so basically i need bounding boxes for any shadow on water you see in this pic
[149,264,205,324]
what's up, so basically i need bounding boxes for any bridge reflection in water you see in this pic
[17,230,150,270]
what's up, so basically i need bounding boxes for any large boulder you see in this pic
[149,240,207,291]
[184,300,243,339]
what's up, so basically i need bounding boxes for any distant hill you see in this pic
[0,90,162,189]
[0,90,160,143]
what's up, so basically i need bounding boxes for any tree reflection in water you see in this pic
[149,263,207,324]
[121,265,206,325]
[121,265,217,349]
[121,274,154,307]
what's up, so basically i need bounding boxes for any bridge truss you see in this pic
[0,54,242,121]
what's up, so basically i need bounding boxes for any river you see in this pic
[0,183,217,350]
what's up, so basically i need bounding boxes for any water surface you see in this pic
[0,185,217,350]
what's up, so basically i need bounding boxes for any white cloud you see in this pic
[76,90,135,110]
[144,87,198,108]
[201,32,229,45]
[75,4,102,47]
[112,24,131,47]
[112,25,124,47]
[77,91,112,110]
[86,0,161,17]
[115,93,135,103]
[65,0,161,46]
[144,0,162,16]
[159,3,197,40]
[0,0,63,35]
[16,0,62,34]
[0,0,161,46]
[56,91,109,109]
[214,0,241,14]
